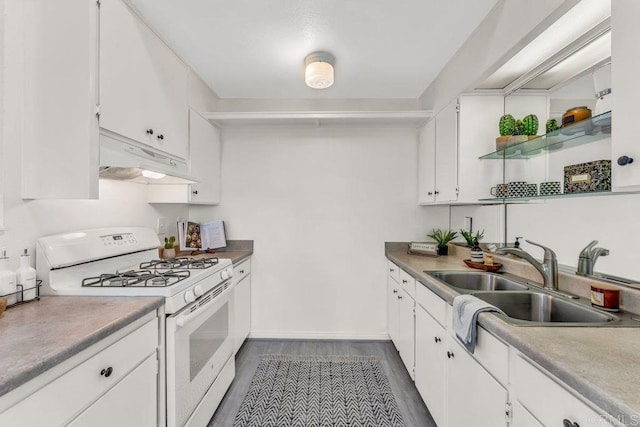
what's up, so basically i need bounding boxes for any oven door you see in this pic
[166,282,234,427]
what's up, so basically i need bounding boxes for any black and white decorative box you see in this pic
[563,160,611,193]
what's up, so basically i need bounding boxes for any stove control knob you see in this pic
[193,285,204,297]
[221,270,230,280]
[226,267,234,278]
[184,290,196,303]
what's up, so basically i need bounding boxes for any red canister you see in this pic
[590,283,620,312]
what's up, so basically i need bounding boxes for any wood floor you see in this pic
[207,339,436,426]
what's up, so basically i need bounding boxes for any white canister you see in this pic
[0,251,17,305]
[16,249,37,301]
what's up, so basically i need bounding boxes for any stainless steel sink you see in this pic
[473,291,615,325]
[426,271,529,292]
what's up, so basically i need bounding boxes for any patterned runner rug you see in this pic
[233,354,405,427]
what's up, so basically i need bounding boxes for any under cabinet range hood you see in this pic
[99,134,197,185]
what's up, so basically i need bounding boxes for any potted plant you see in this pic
[163,236,176,259]
[427,229,458,256]
[460,229,484,247]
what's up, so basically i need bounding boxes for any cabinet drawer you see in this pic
[387,261,400,283]
[415,283,446,326]
[0,318,158,426]
[233,259,251,284]
[513,354,616,427]
[472,326,508,386]
[398,269,416,298]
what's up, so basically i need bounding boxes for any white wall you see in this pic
[190,127,448,339]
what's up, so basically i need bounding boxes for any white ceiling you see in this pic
[128,0,498,99]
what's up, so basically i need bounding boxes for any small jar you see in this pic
[470,239,484,263]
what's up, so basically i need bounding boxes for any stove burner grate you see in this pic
[139,257,219,271]
[82,269,191,287]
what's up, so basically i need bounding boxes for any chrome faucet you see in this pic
[497,240,559,291]
[577,240,609,276]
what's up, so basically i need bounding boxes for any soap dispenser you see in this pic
[470,239,484,263]
[0,250,17,305]
[16,249,37,301]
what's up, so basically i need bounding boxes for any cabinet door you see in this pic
[21,0,100,199]
[612,0,640,191]
[418,120,436,204]
[446,337,507,427]
[100,0,188,159]
[511,401,544,427]
[397,288,415,380]
[415,307,446,427]
[68,354,158,427]
[189,110,222,204]
[387,279,400,348]
[435,99,458,203]
[234,274,251,352]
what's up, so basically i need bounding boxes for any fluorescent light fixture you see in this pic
[479,0,610,89]
[141,170,166,179]
[305,52,335,89]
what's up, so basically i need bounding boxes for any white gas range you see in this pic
[36,227,236,427]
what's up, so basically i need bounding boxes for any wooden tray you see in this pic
[463,259,503,272]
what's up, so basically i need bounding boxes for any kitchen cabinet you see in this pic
[386,262,401,347]
[397,287,415,379]
[233,259,252,352]
[0,314,159,426]
[446,336,508,427]
[512,353,618,427]
[100,0,188,160]
[20,0,193,199]
[612,0,640,192]
[415,306,446,427]
[418,95,504,205]
[148,110,222,204]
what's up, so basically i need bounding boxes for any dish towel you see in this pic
[452,294,505,353]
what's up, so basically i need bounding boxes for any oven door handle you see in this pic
[175,293,230,328]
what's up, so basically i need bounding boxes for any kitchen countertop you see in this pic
[386,244,640,424]
[0,296,163,399]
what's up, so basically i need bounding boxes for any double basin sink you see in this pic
[426,271,620,326]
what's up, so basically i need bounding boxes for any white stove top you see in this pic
[36,227,233,314]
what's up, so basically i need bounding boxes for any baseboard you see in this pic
[248,331,391,340]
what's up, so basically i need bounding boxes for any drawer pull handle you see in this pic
[397,295,402,300]
[402,279,407,284]
[100,367,113,378]
[434,337,441,343]
[392,289,398,294]
[146,129,154,135]
[617,155,634,166]
[157,134,165,140]
[239,270,245,274]
[390,268,395,272]
[563,419,579,427]
[192,190,198,195]
[446,351,454,359]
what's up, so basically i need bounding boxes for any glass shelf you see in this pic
[479,111,611,159]
[478,190,615,203]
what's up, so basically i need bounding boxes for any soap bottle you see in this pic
[16,249,37,301]
[470,239,484,263]
[0,250,17,305]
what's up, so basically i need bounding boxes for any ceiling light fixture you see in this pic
[304,52,335,89]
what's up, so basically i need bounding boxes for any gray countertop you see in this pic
[386,245,640,424]
[0,296,163,399]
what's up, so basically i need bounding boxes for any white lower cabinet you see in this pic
[233,259,252,352]
[397,287,415,379]
[68,354,158,427]
[387,273,401,347]
[512,354,618,427]
[415,307,446,426]
[445,336,507,427]
[0,315,159,426]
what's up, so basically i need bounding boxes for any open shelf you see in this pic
[479,111,611,159]
[478,190,617,203]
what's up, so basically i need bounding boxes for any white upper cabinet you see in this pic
[417,120,436,203]
[148,110,221,204]
[434,99,459,203]
[100,0,188,160]
[21,0,100,199]
[612,0,640,191]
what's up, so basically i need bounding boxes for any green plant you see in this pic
[546,118,560,133]
[522,114,539,136]
[164,235,176,249]
[499,114,515,136]
[427,229,458,247]
[459,229,485,246]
